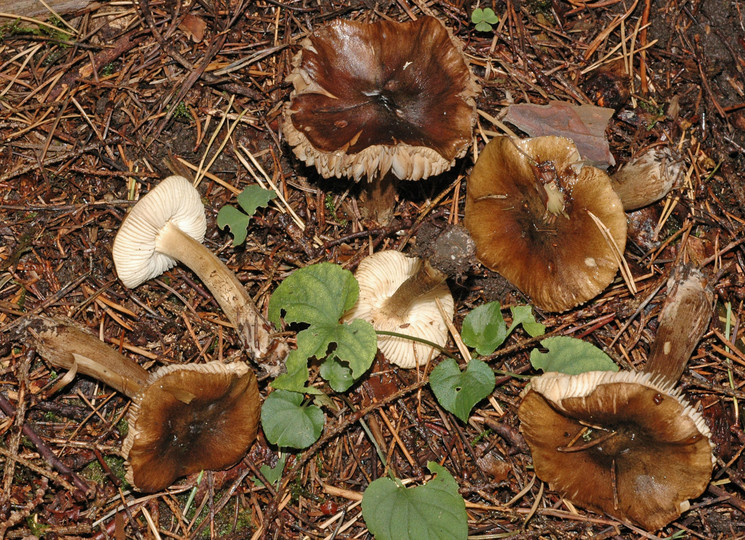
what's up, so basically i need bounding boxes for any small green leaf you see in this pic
[530,336,618,375]
[217,185,276,247]
[482,8,499,24]
[237,184,276,216]
[254,454,286,487]
[320,356,354,392]
[474,20,493,32]
[261,390,324,449]
[461,302,507,356]
[362,462,467,540]
[471,8,485,23]
[268,263,359,327]
[508,305,546,337]
[271,349,321,394]
[216,205,249,246]
[430,358,496,423]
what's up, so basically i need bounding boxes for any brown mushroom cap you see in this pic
[282,16,479,182]
[518,370,713,531]
[123,361,259,492]
[465,136,627,312]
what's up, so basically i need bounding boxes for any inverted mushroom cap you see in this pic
[465,136,627,312]
[519,370,713,531]
[123,361,259,492]
[113,175,206,288]
[343,250,454,368]
[282,16,479,182]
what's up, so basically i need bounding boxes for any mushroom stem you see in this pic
[644,265,714,385]
[25,317,148,398]
[378,259,446,319]
[155,222,279,363]
[359,171,398,223]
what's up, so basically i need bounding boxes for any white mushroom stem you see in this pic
[25,317,148,398]
[644,265,714,385]
[378,260,446,320]
[155,222,276,361]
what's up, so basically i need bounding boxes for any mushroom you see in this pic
[519,370,713,531]
[282,15,479,221]
[518,265,715,530]
[342,250,454,368]
[112,175,287,376]
[24,316,260,493]
[610,147,684,211]
[464,135,627,312]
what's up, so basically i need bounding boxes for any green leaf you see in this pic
[268,263,359,327]
[475,21,492,32]
[461,302,507,356]
[237,184,276,216]
[471,8,485,23]
[362,462,467,540]
[216,206,249,246]
[429,358,495,423]
[482,8,499,24]
[271,349,321,394]
[254,454,286,487]
[268,263,377,385]
[507,305,546,337]
[261,390,324,449]
[320,356,354,392]
[217,185,276,247]
[530,336,619,375]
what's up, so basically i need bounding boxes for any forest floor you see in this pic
[2,0,745,538]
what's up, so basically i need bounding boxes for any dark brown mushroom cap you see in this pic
[123,362,259,492]
[282,16,479,181]
[464,136,627,312]
[518,371,713,531]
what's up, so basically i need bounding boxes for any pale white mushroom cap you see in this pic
[113,176,206,288]
[343,250,454,369]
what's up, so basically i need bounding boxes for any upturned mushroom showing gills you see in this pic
[343,250,454,369]
[24,316,260,492]
[519,370,713,531]
[518,265,715,530]
[112,175,287,376]
[282,16,479,220]
[464,136,627,312]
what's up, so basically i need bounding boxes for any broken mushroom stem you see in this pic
[377,259,447,320]
[24,316,149,398]
[644,264,714,385]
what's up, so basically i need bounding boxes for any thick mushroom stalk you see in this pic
[25,316,261,493]
[645,265,714,384]
[377,260,447,320]
[113,175,288,376]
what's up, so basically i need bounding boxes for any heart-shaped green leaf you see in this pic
[261,390,324,449]
[217,185,276,246]
[430,358,495,423]
[530,336,618,375]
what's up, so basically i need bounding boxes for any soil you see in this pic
[2,0,745,538]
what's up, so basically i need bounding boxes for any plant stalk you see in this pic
[378,259,446,319]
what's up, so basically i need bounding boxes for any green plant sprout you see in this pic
[217,185,277,246]
[471,7,499,32]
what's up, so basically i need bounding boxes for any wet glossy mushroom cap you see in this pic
[113,175,206,288]
[123,361,260,492]
[465,136,627,312]
[518,370,713,531]
[282,16,479,181]
[343,250,454,368]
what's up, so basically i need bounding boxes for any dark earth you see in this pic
[2,0,745,538]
